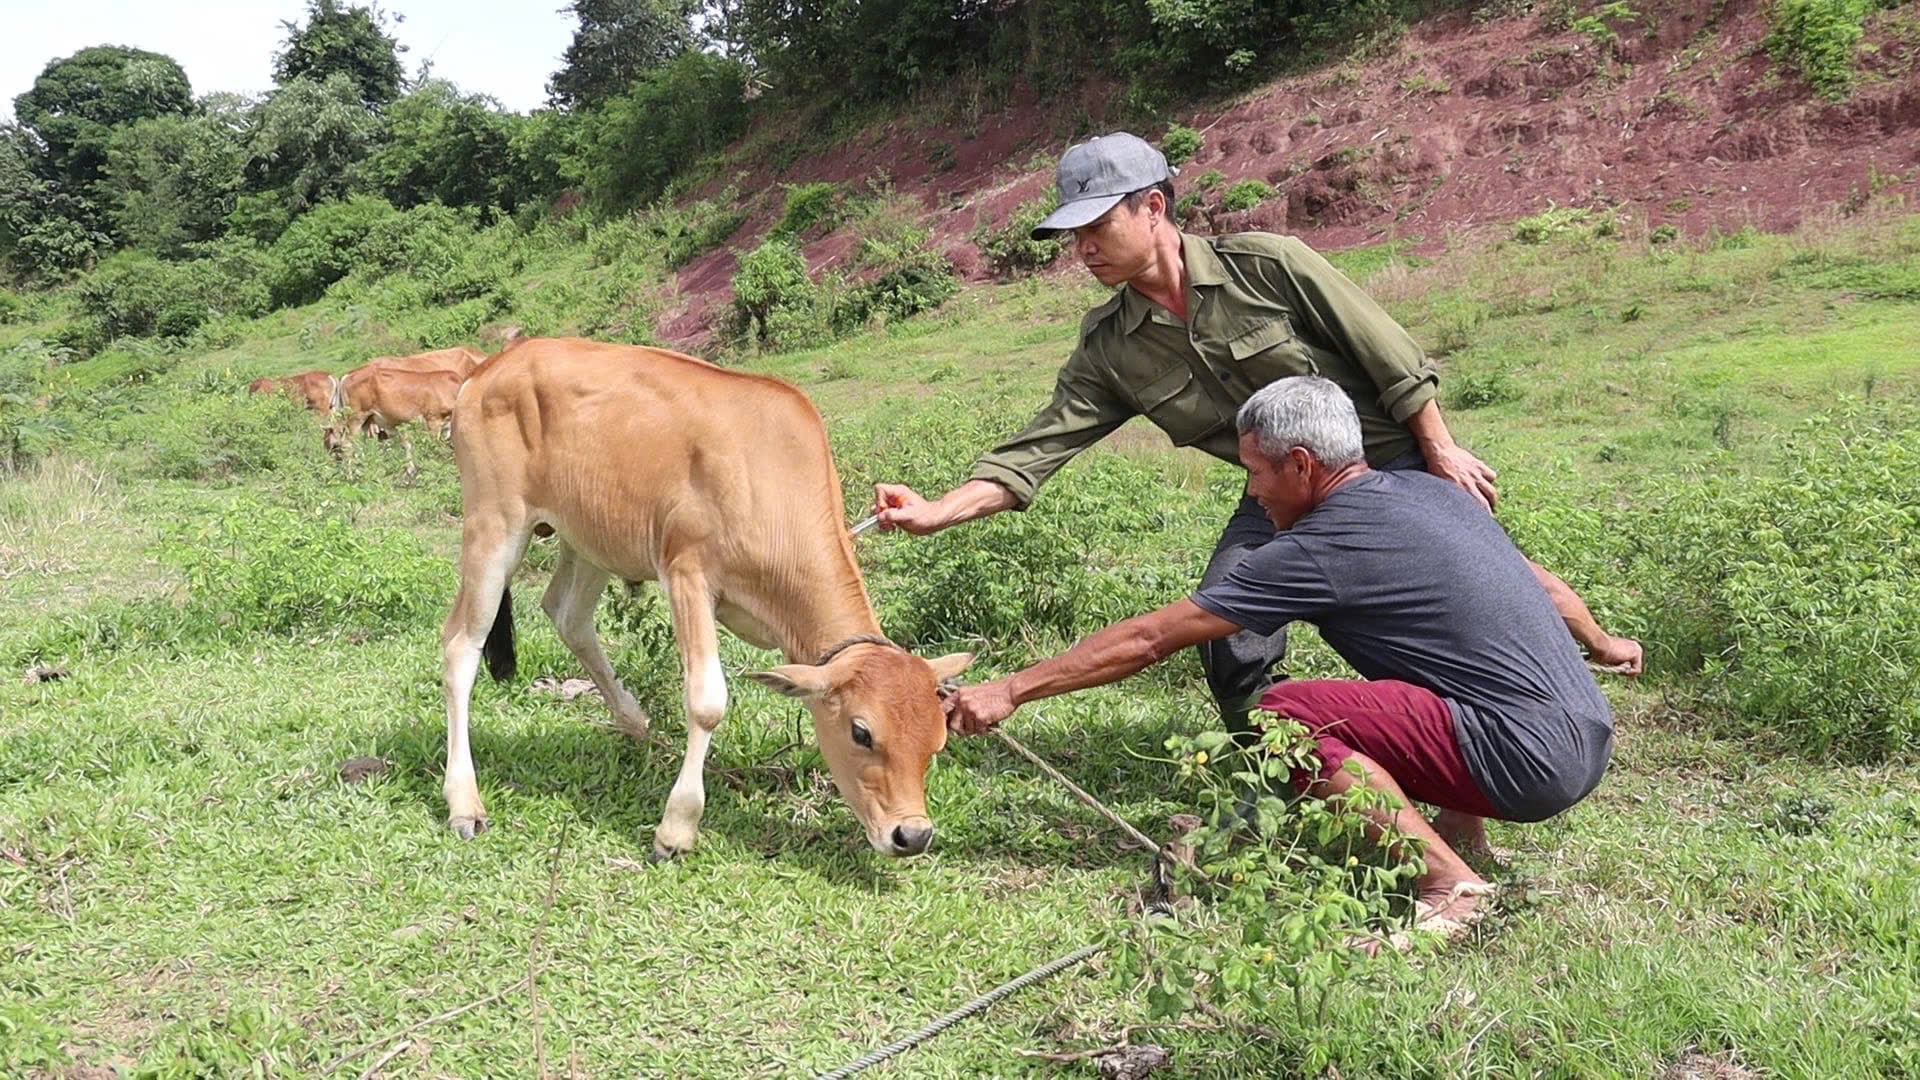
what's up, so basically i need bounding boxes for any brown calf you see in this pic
[247,370,338,414]
[442,337,971,859]
[324,367,463,482]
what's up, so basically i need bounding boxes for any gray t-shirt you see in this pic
[1188,469,1612,822]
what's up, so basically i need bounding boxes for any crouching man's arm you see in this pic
[945,600,1242,736]
[1527,560,1643,676]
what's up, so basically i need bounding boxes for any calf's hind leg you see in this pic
[540,543,651,738]
[441,515,527,839]
[652,563,727,861]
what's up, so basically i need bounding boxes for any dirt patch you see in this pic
[1660,1051,1759,1079]
[654,0,1920,345]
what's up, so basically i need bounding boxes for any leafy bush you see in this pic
[165,496,449,638]
[0,289,24,323]
[1444,366,1523,409]
[268,194,404,306]
[1627,409,1920,757]
[635,187,747,269]
[1114,723,1420,1074]
[729,237,826,349]
[832,227,959,333]
[1220,179,1275,212]
[1766,0,1881,100]
[1511,204,1607,244]
[972,192,1067,279]
[1570,1,1640,50]
[1161,123,1203,166]
[773,181,847,238]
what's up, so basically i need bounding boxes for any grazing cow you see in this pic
[324,367,463,483]
[442,337,972,859]
[332,347,486,439]
[248,370,338,414]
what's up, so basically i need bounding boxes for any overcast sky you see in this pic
[1,0,575,119]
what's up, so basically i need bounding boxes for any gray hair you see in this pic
[1235,376,1365,468]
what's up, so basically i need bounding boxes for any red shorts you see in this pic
[1258,679,1501,819]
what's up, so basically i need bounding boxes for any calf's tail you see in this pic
[482,585,517,682]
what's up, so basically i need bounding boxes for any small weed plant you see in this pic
[1220,180,1276,213]
[1114,723,1423,1075]
[1161,123,1204,166]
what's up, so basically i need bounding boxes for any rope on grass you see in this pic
[811,726,1199,1077]
[812,944,1103,1080]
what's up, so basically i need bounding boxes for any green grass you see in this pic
[4,211,1920,1075]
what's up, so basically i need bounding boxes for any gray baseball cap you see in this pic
[1031,132,1178,239]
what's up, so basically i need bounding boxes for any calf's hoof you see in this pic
[449,815,489,840]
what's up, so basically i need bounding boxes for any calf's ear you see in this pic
[744,664,834,700]
[924,652,974,683]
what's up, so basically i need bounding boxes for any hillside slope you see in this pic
[659,0,1920,346]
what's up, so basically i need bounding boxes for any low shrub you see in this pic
[1766,0,1881,100]
[773,181,847,238]
[972,192,1066,279]
[1511,205,1603,244]
[1628,408,1920,757]
[1443,366,1522,409]
[729,238,828,349]
[1114,723,1420,1075]
[0,289,24,324]
[1161,123,1203,166]
[164,495,449,638]
[117,388,312,481]
[832,227,959,333]
[1220,179,1275,212]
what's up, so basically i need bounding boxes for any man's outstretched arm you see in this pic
[1527,560,1643,675]
[944,599,1242,735]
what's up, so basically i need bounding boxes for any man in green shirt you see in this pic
[869,132,1637,734]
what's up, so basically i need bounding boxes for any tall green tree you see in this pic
[12,46,194,192]
[370,81,524,212]
[0,125,110,278]
[102,107,248,256]
[573,51,747,209]
[547,0,701,109]
[244,72,381,216]
[274,0,407,109]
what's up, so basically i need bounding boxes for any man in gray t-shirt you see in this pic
[943,376,1640,943]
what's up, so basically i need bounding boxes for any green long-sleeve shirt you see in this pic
[969,231,1439,508]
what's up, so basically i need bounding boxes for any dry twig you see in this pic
[322,968,547,1074]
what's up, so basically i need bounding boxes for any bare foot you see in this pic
[1432,810,1508,867]
[1416,878,1492,926]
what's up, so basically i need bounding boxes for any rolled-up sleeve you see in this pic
[1263,238,1438,423]
[967,351,1133,509]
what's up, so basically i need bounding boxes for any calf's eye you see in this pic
[851,720,873,749]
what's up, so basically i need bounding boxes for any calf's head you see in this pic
[747,643,971,857]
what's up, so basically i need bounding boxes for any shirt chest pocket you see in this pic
[1129,363,1216,447]
[1224,316,1317,385]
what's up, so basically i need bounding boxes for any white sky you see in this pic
[1,0,576,120]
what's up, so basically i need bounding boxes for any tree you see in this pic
[572,52,747,209]
[244,72,381,215]
[370,81,523,213]
[274,0,407,109]
[12,46,194,192]
[547,0,701,109]
[103,109,248,256]
[1,126,110,279]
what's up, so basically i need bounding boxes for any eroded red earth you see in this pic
[658,0,1919,347]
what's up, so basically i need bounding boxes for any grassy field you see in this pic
[3,210,1919,1077]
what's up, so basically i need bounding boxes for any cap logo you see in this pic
[1076,178,1091,194]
